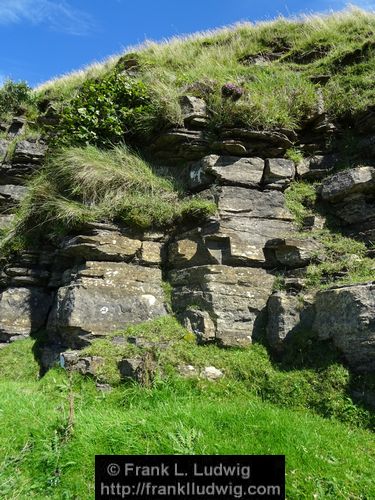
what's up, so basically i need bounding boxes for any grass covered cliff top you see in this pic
[31,7,375,134]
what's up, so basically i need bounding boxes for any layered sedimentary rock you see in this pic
[0,94,374,374]
[47,261,167,348]
[168,153,300,345]
[320,166,375,242]
[170,265,274,346]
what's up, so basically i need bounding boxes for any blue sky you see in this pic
[0,0,374,87]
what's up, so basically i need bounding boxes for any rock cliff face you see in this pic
[0,99,374,373]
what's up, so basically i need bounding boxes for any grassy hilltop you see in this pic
[35,7,375,132]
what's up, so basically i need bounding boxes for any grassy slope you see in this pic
[0,339,374,499]
[36,8,375,130]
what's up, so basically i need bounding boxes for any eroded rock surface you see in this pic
[47,261,167,348]
[313,283,375,372]
[0,287,53,342]
[170,265,274,346]
[266,292,315,352]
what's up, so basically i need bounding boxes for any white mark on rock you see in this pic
[100,306,109,315]
[141,294,156,306]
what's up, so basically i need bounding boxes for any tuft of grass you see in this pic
[284,181,317,226]
[285,147,304,164]
[305,229,374,289]
[9,145,216,241]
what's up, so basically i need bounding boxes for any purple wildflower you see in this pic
[221,83,244,101]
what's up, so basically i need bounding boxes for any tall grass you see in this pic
[8,145,215,243]
[35,8,375,134]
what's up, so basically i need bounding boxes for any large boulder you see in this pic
[47,261,167,348]
[0,287,53,342]
[313,283,375,372]
[170,265,275,346]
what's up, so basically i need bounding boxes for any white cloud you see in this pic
[0,0,94,35]
[351,0,375,9]
[325,0,375,10]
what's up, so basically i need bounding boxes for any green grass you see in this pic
[33,8,375,139]
[305,232,374,288]
[285,181,317,226]
[3,145,215,246]
[0,338,374,499]
[81,316,374,430]
[285,180,374,289]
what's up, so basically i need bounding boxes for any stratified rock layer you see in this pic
[170,265,274,346]
[47,261,167,348]
[0,287,53,342]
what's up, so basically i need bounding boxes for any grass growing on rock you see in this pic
[305,230,375,289]
[8,144,215,243]
[285,180,374,289]
[0,338,374,498]
[33,8,375,143]
[285,181,317,226]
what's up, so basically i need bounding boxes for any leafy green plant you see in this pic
[0,79,32,118]
[57,73,154,147]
